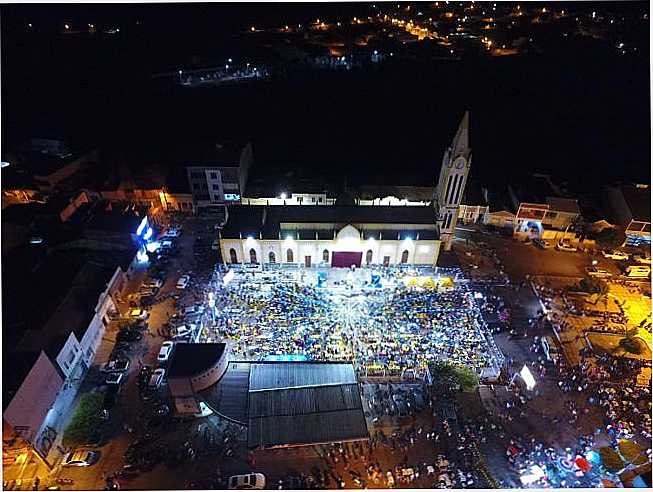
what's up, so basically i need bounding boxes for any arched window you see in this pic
[401,250,409,264]
[322,249,329,262]
[229,248,238,264]
[286,248,294,263]
[249,248,257,264]
[268,251,276,263]
[366,249,373,265]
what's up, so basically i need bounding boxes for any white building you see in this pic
[218,205,441,267]
[186,141,253,208]
[6,261,126,462]
[434,111,472,250]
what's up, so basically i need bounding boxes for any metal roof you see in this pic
[249,362,356,391]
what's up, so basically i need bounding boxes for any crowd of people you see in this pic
[205,267,502,378]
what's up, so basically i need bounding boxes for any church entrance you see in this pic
[331,251,362,268]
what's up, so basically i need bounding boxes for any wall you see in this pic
[79,277,119,364]
[54,333,84,379]
[3,352,64,445]
[220,238,441,266]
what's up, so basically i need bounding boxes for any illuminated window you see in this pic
[229,248,238,263]
[286,248,294,262]
[322,249,329,262]
[269,251,276,263]
[249,248,257,264]
[366,249,373,265]
[401,250,409,264]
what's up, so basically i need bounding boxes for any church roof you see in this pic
[451,110,470,158]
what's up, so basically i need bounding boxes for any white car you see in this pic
[633,254,651,265]
[585,267,613,278]
[129,308,149,320]
[143,278,163,289]
[164,228,182,238]
[556,242,578,252]
[157,341,174,362]
[228,473,266,490]
[176,275,190,289]
[172,324,195,339]
[63,450,100,467]
[602,250,629,261]
[148,368,166,390]
[182,305,205,316]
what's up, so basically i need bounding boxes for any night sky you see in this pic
[1,2,650,189]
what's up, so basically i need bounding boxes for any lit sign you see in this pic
[136,217,148,236]
[224,194,240,201]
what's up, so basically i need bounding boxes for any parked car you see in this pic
[556,242,578,252]
[625,265,651,278]
[182,305,205,316]
[633,254,652,265]
[143,278,164,289]
[106,372,124,386]
[228,474,266,490]
[602,250,629,261]
[585,267,613,278]
[157,341,174,362]
[117,329,143,343]
[128,308,149,320]
[163,227,182,238]
[62,450,100,467]
[172,324,197,339]
[533,238,553,249]
[101,359,130,373]
[148,368,166,390]
[176,275,190,289]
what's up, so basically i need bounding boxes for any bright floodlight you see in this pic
[520,365,537,390]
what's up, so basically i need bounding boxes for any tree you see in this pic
[577,278,610,307]
[63,393,104,448]
[594,227,626,250]
[428,361,479,392]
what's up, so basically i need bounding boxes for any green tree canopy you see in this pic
[63,393,104,448]
[428,361,479,392]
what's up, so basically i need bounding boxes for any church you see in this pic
[217,112,472,267]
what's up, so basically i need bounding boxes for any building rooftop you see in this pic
[220,205,438,240]
[16,262,118,359]
[200,361,369,449]
[621,184,651,223]
[546,196,581,215]
[69,200,148,234]
[167,343,227,379]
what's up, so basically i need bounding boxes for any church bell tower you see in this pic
[435,111,472,251]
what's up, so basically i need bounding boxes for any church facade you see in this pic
[217,112,471,265]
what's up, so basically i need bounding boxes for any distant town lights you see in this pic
[64,24,70,29]
[228,58,233,63]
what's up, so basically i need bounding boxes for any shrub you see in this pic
[63,393,104,448]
